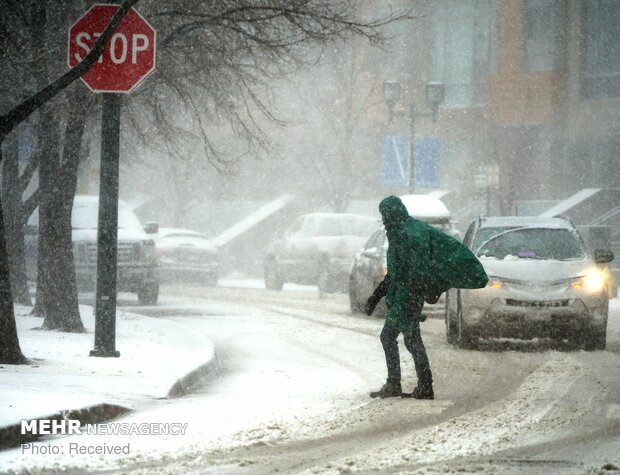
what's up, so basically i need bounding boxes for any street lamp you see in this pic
[382,80,401,123]
[425,82,445,122]
[383,79,445,192]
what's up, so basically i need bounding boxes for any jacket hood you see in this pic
[379,195,409,229]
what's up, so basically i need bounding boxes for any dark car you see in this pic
[445,216,614,350]
[154,227,219,286]
[264,212,379,294]
[349,194,460,316]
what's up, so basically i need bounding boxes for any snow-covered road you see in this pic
[118,285,620,474]
[5,284,620,474]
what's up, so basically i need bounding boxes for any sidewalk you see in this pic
[0,304,216,444]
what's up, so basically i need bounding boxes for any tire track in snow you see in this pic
[299,354,585,474]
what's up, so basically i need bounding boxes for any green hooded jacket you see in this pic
[378,195,488,335]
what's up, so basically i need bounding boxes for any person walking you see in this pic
[365,195,488,399]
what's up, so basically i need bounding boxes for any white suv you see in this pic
[446,216,614,350]
[27,195,160,305]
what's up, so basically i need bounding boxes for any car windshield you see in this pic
[477,227,585,260]
[299,215,378,238]
[72,204,144,230]
[472,226,519,252]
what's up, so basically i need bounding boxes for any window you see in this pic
[581,0,620,98]
[523,0,567,71]
[431,0,499,108]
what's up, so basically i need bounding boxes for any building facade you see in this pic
[356,0,620,215]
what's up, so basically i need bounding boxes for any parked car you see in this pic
[264,212,380,293]
[349,194,460,316]
[154,227,218,286]
[26,195,160,305]
[445,216,614,350]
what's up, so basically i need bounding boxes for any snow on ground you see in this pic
[0,288,618,474]
[0,304,215,428]
[217,275,316,292]
[0,299,379,474]
[298,355,587,474]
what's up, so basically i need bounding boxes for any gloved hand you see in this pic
[364,295,379,316]
[365,275,388,316]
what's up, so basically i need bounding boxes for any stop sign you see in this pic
[68,5,156,93]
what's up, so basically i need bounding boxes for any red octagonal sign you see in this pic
[68,4,156,93]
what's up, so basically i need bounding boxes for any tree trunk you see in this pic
[0,147,28,364]
[1,132,33,306]
[38,99,86,333]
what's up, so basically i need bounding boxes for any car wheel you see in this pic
[138,280,159,305]
[264,258,284,291]
[456,292,477,349]
[350,298,364,314]
[583,327,607,351]
[349,277,364,313]
[317,257,333,296]
[445,291,458,345]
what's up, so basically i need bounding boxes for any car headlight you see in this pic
[486,278,504,289]
[571,272,605,293]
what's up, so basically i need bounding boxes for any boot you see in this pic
[402,384,434,400]
[369,381,402,399]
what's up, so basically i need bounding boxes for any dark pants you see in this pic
[380,323,433,388]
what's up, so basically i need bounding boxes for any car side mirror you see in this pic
[594,249,614,264]
[144,222,159,234]
[362,247,378,258]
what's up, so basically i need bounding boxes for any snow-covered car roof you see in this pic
[296,213,380,238]
[28,195,145,231]
[301,212,377,220]
[154,227,217,252]
[479,216,574,229]
[399,194,451,219]
[72,195,143,230]
[156,227,209,239]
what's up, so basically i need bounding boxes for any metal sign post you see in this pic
[68,4,156,357]
[91,94,121,357]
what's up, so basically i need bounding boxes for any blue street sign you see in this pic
[381,135,410,187]
[415,137,442,189]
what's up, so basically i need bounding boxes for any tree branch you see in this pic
[0,0,140,143]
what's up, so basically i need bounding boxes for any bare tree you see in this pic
[0,0,139,364]
[125,1,399,166]
[1,0,402,363]
[1,132,31,305]
[275,43,383,212]
[121,1,406,223]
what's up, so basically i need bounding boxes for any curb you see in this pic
[0,351,220,451]
[0,403,131,451]
[167,350,221,398]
